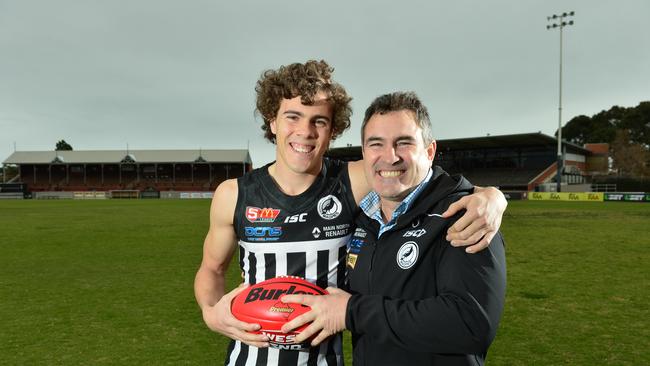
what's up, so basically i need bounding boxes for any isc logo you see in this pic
[403,229,426,238]
[245,227,282,237]
[284,213,307,223]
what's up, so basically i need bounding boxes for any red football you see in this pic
[231,276,328,350]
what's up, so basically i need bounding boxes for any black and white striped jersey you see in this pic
[225,158,358,366]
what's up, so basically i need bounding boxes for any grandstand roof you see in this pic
[326,132,593,158]
[2,149,252,165]
[436,132,592,154]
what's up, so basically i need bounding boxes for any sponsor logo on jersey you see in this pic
[262,332,306,349]
[312,227,321,238]
[348,238,365,254]
[397,241,419,269]
[403,229,426,238]
[246,206,280,223]
[322,223,350,238]
[284,213,307,223]
[354,228,367,238]
[317,195,342,220]
[244,226,282,241]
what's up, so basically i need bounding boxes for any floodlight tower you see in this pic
[547,11,574,192]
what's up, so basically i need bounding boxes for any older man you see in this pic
[282,91,507,366]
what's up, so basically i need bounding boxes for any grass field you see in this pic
[0,199,648,365]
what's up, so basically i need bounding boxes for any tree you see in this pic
[561,115,593,145]
[619,101,650,148]
[610,130,650,177]
[560,101,650,146]
[55,140,73,151]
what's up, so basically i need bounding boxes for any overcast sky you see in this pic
[1,0,648,167]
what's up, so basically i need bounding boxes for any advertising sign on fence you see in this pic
[527,192,604,202]
[180,192,214,199]
[604,193,650,202]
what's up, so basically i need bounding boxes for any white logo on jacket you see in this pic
[317,195,342,220]
[397,241,419,269]
[403,229,426,238]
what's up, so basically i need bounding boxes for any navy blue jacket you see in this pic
[345,167,507,366]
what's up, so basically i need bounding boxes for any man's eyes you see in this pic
[365,141,413,148]
[285,115,329,127]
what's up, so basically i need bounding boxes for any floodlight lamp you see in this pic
[569,20,574,25]
[562,12,567,17]
[561,21,566,26]
[552,14,558,19]
[570,11,575,16]
[546,25,551,29]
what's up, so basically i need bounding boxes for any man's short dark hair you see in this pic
[361,91,434,145]
[255,60,353,143]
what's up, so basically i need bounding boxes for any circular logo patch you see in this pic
[396,241,419,269]
[317,195,342,220]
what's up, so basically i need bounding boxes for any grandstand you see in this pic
[1,149,251,198]
[326,132,608,192]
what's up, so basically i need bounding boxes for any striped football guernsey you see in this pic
[225,158,358,366]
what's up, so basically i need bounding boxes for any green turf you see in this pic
[0,200,648,364]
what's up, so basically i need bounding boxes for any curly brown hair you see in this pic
[255,60,353,143]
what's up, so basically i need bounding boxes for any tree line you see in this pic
[561,101,650,177]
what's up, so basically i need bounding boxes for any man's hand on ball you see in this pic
[280,287,351,346]
[203,283,270,348]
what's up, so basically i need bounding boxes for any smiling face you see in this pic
[362,109,436,203]
[270,92,334,176]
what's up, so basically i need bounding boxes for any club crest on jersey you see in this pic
[317,195,342,220]
[397,241,419,269]
[246,206,280,223]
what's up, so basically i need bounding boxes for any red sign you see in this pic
[246,206,281,223]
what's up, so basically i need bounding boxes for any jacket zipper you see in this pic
[367,238,377,293]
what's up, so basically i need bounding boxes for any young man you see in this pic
[194,61,507,366]
[281,92,507,365]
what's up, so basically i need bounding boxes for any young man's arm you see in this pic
[194,179,269,347]
[348,160,507,253]
[443,186,507,253]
